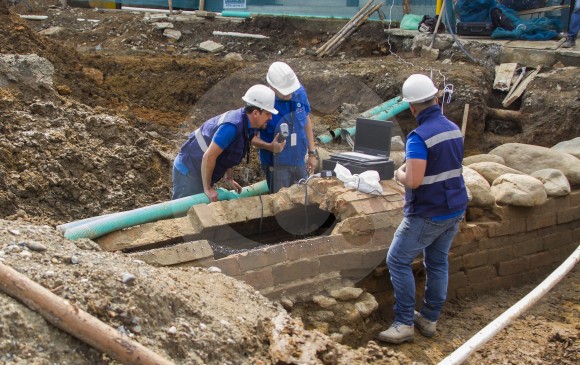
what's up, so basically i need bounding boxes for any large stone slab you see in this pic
[130,240,213,266]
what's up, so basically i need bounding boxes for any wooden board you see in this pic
[502,65,541,108]
[494,63,518,91]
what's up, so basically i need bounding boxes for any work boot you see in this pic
[377,322,414,344]
[562,37,576,48]
[414,311,437,338]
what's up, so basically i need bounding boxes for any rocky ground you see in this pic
[0,0,579,364]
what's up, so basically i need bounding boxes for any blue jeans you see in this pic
[568,0,580,39]
[172,166,203,199]
[387,214,463,325]
[263,164,308,193]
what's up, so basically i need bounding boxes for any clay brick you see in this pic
[212,256,242,276]
[462,251,488,269]
[530,198,556,215]
[271,259,320,285]
[498,257,528,276]
[448,272,468,292]
[506,230,538,245]
[466,265,496,284]
[478,237,506,250]
[542,230,574,250]
[487,219,526,237]
[360,249,388,269]
[527,213,557,232]
[448,254,464,274]
[492,272,524,290]
[237,245,287,272]
[319,252,363,274]
[242,267,274,290]
[535,225,558,237]
[551,195,570,210]
[512,238,544,256]
[450,240,479,256]
[568,190,580,206]
[487,246,514,265]
[284,237,332,261]
[525,251,552,269]
[557,206,580,224]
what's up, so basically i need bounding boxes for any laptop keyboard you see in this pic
[337,151,386,161]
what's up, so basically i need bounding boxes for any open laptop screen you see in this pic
[354,118,392,158]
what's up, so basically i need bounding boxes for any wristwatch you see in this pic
[307,150,316,156]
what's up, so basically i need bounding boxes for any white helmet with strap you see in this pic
[402,74,438,103]
[266,61,300,96]
[242,84,278,114]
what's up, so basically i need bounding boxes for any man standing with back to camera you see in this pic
[251,62,317,193]
[377,74,469,344]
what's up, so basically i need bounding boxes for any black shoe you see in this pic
[562,38,576,48]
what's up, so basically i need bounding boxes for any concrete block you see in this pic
[360,248,387,269]
[557,206,580,224]
[271,259,320,285]
[241,267,274,290]
[526,213,557,232]
[237,245,287,272]
[199,40,224,53]
[466,265,496,284]
[129,240,213,266]
[499,47,556,68]
[498,257,528,276]
[211,256,242,277]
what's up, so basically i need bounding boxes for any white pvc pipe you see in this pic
[121,6,197,15]
[438,244,580,365]
[212,31,269,39]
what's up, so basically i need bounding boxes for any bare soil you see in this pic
[0,0,578,364]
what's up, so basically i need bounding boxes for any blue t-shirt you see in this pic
[406,131,463,222]
[213,123,237,150]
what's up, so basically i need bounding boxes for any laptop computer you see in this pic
[331,118,393,163]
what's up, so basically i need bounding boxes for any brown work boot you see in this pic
[414,310,437,337]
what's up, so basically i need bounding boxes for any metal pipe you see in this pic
[438,245,580,365]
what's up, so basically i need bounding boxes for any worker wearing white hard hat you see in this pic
[252,62,317,193]
[172,84,278,202]
[378,74,468,344]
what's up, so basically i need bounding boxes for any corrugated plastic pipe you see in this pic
[438,244,580,365]
[316,128,342,144]
[63,180,269,241]
[359,96,402,118]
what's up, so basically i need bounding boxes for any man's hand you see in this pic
[307,155,317,175]
[271,133,286,153]
[226,178,243,194]
[204,187,219,202]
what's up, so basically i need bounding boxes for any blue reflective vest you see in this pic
[176,108,249,185]
[259,85,311,166]
[404,105,469,218]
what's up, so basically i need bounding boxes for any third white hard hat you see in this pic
[401,74,438,103]
[242,84,278,115]
[266,61,301,96]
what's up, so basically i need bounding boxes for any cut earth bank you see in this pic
[0,0,579,364]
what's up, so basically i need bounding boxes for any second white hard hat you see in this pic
[266,61,301,96]
[401,74,439,104]
[242,84,278,114]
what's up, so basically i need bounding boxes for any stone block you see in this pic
[129,240,213,266]
[261,272,342,300]
[450,240,479,256]
[212,256,242,277]
[557,206,580,224]
[506,230,538,245]
[328,233,373,252]
[487,218,526,237]
[478,237,506,250]
[456,280,493,298]
[492,272,524,290]
[512,238,543,257]
[498,257,528,276]
[360,249,388,269]
[466,265,496,284]
[462,251,488,269]
[199,40,224,53]
[525,251,552,269]
[283,237,332,261]
[241,267,274,290]
[568,190,580,206]
[487,246,514,265]
[454,223,485,245]
[237,245,287,272]
[448,271,468,292]
[542,230,574,250]
[526,213,557,232]
[319,252,363,274]
[448,254,464,273]
[271,259,320,285]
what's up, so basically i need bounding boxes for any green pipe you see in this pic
[57,212,121,232]
[360,96,402,119]
[63,180,269,241]
[372,101,410,121]
[315,128,342,145]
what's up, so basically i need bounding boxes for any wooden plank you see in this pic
[494,63,518,91]
[504,66,526,102]
[461,103,469,138]
[502,65,541,108]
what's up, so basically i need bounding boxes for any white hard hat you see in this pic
[266,61,300,96]
[401,74,439,103]
[242,84,278,114]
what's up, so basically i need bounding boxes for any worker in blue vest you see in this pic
[378,74,469,344]
[251,62,317,193]
[172,84,278,202]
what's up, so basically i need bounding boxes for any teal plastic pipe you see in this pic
[316,128,342,145]
[359,96,402,119]
[63,180,269,241]
[57,212,121,233]
[372,101,410,121]
[221,11,355,20]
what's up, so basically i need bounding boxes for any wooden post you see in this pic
[168,0,173,14]
[0,261,175,365]
[403,0,410,14]
[461,103,469,138]
[199,0,205,11]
